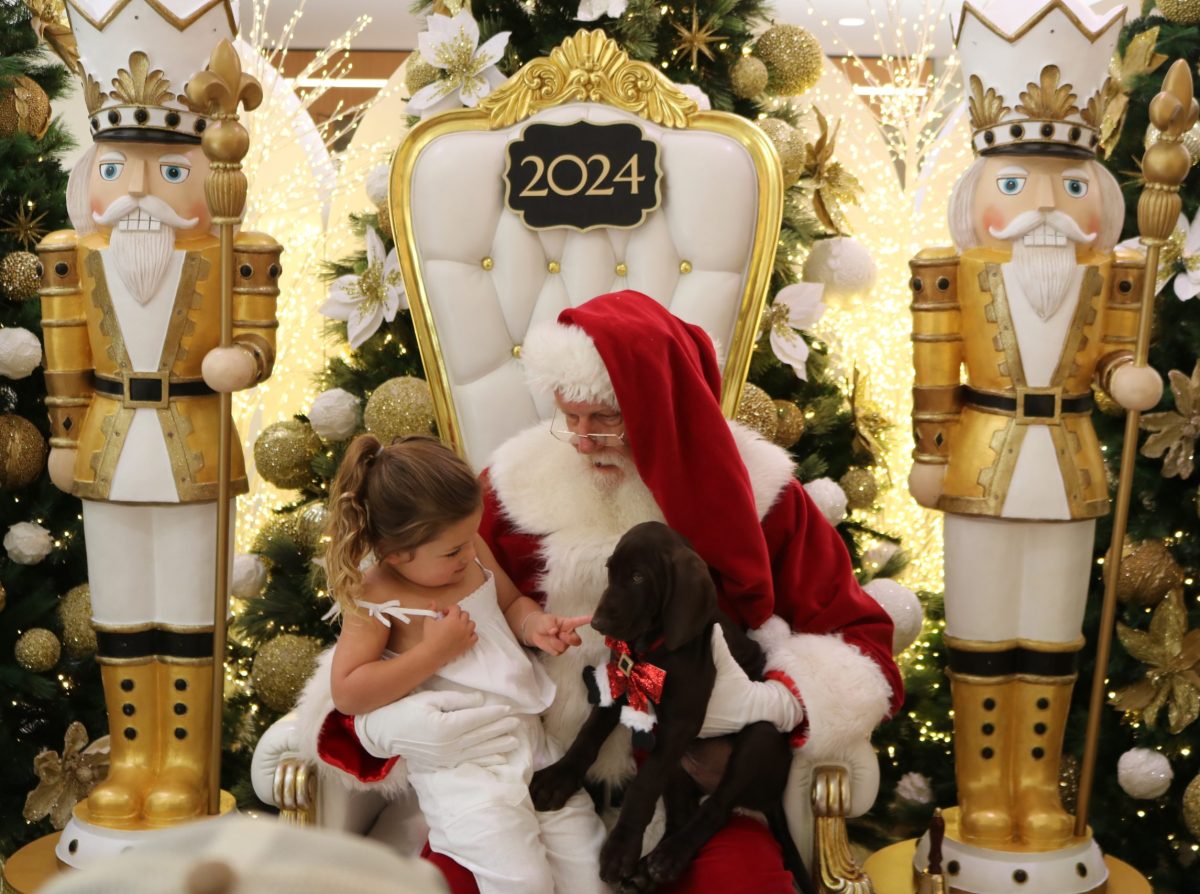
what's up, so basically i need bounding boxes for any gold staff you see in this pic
[1075,59,1198,837]
[184,40,264,816]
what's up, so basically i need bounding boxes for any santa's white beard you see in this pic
[108,223,177,305]
[582,450,639,495]
[1010,240,1078,321]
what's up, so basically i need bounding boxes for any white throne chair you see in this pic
[251,31,879,894]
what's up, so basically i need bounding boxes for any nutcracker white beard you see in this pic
[989,210,1096,321]
[93,195,198,305]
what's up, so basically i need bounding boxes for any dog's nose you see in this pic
[590,613,614,636]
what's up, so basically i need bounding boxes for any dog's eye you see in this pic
[630,572,645,584]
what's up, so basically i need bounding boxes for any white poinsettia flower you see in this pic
[576,0,628,22]
[319,228,407,349]
[1175,209,1200,302]
[767,282,826,381]
[1116,212,1191,298]
[409,11,511,112]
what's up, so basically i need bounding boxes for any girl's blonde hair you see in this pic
[324,434,481,614]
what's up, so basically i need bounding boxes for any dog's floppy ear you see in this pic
[662,547,718,651]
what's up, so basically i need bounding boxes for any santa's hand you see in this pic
[47,447,76,493]
[698,624,804,738]
[907,462,946,509]
[202,345,257,393]
[1109,364,1163,412]
[353,689,520,770]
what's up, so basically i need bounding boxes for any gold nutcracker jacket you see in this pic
[37,229,280,502]
[910,246,1144,521]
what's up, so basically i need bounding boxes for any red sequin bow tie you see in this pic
[604,636,667,713]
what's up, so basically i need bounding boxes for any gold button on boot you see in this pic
[143,661,212,824]
[87,661,159,824]
[949,673,1015,846]
[1013,675,1076,849]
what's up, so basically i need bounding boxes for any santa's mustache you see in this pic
[92,194,198,230]
[988,209,1095,245]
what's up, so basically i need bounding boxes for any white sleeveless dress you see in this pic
[352,566,609,894]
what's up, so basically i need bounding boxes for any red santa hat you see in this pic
[521,291,775,624]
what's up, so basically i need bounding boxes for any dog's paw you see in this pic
[619,864,658,894]
[643,839,693,886]
[529,761,582,812]
[599,826,643,885]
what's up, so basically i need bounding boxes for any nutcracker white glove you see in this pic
[354,689,521,770]
[698,623,804,738]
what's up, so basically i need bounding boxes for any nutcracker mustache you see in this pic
[991,211,1092,321]
[98,197,197,306]
[987,210,1096,246]
[92,194,199,230]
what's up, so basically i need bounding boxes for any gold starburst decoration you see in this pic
[1111,589,1200,734]
[1140,360,1200,479]
[1,202,48,250]
[1016,65,1079,122]
[799,109,862,235]
[850,368,887,467]
[671,6,725,72]
[23,722,109,830]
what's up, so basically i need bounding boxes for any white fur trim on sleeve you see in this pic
[591,664,615,707]
[621,705,657,732]
[749,616,893,760]
[520,320,617,407]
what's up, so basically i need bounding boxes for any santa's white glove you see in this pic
[354,689,521,770]
[698,624,804,738]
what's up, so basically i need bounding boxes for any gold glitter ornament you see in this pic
[0,75,51,139]
[1,251,42,300]
[296,501,330,552]
[1093,384,1123,417]
[376,203,392,241]
[1058,753,1080,816]
[754,24,823,97]
[1111,589,1200,734]
[364,376,436,442]
[57,583,96,658]
[252,634,324,712]
[1145,120,1200,168]
[1114,540,1184,607]
[757,118,805,186]
[1141,362,1200,479]
[731,56,769,99]
[736,383,778,442]
[0,413,47,489]
[839,467,878,511]
[1158,0,1200,23]
[1184,773,1200,839]
[252,511,304,553]
[772,399,806,449]
[15,627,61,672]
[405,55,441,96]
[254,419,320,490]
[23,722,108,831]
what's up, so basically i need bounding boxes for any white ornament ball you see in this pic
[309,388,362,441]
[678,83,711,111]
[895,771,934,805]
[863,578,923,654]
[231,553,269,600]
[0,327,42,379]
[862,541,900,574]
[1117,748,1173,800]
[802,236,877,304]
[4,521,53,564]
[365,162,391,208]
[804,477,847,526]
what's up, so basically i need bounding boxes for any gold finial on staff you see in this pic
[1075,58,1198,838]
[183,39,263,817]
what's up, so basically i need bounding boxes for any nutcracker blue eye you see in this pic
[1063,178,1088,198]
[997,176,1026,196]
[160,164,189,183]
[99,162,124,181]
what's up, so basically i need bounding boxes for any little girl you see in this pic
[325,434,609,894]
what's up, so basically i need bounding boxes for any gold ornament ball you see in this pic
[1,251,42,301]
[296,500,330,552]
[1113,540,1184,607]
[731,56,769,99]
[252,634,324,712]
[757,118,805,186]
[254,419,320,490]
[57,583,96,658]
[252,511,304,553]
[1157,0,1200,23]
[772,399,806,449]
[0,75,51,140]
[839,467,878,511]
[754,24,823,97]
[15,628,61,673]
[364,376,436,442]
[405,55,441,95]
[1184,773,1200,840]
[0,414,48,489]
[736,383,778,442]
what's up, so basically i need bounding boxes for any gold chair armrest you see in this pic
[273,757,317,826]
[812,765,874,894]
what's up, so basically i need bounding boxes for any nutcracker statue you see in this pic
[907,1,1162,890]
[36,0,278,855]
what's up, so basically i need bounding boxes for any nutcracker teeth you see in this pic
[1021,224,1068,247]
[118,209,163,232]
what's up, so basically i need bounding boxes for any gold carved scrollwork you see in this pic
[110,51,175,107]
[967,74,1009,130]
[478,29,698,130]
[273,757,317,826]
[1016,65,1080,122]
[812,765,874,894]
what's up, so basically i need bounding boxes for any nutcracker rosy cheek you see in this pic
[979,206,1006,236]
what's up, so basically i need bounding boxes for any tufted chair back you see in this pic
[388,31,783,467]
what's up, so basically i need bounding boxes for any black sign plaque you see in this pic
[503,121,662,232]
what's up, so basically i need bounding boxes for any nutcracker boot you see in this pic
[1012,663,1077,849]
[88,658,160,823]
[948,670,1015,846]
[143,655,213,824]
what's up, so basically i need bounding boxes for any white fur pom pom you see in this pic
[4,521,53,564]
[863,578,923,655]
[804,477,847,526]
[309,388,362,441]
[0,327,42,379]
[365,163,391,208]
[1117,748,1173,799]
[802,236,877,304]
[232,553,269,600]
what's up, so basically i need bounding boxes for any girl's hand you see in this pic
[422,604,477,664]
[523,612,592,655]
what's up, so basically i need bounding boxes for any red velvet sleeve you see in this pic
[759,480,905,717]
[479,468,547,607]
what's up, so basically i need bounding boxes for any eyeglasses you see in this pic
[549,411,626,447]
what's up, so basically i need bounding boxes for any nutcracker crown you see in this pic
[954,0,1125,158]
[65,0,238,144]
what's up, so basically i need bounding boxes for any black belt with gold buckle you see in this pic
[93,374,214,406]
[963,386,1092,418]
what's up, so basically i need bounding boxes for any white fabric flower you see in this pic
[231,554,268,600]
[1117,748,1173,800]
[408,11,511,112]
[1175,209,1199,302]
[576,0,627,21]
[309,388,362,441]
[803,477,847,526]
[1117,213,1190,297]
[767,283,825,381]
[0,327,43,379]
[678,83,711,111]
[320,229,406,349]
[895,772,934,805]
[5,521,53,565]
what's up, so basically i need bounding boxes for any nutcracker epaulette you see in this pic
[909,248,959,309]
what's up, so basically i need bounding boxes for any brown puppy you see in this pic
[530,521,813,893]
